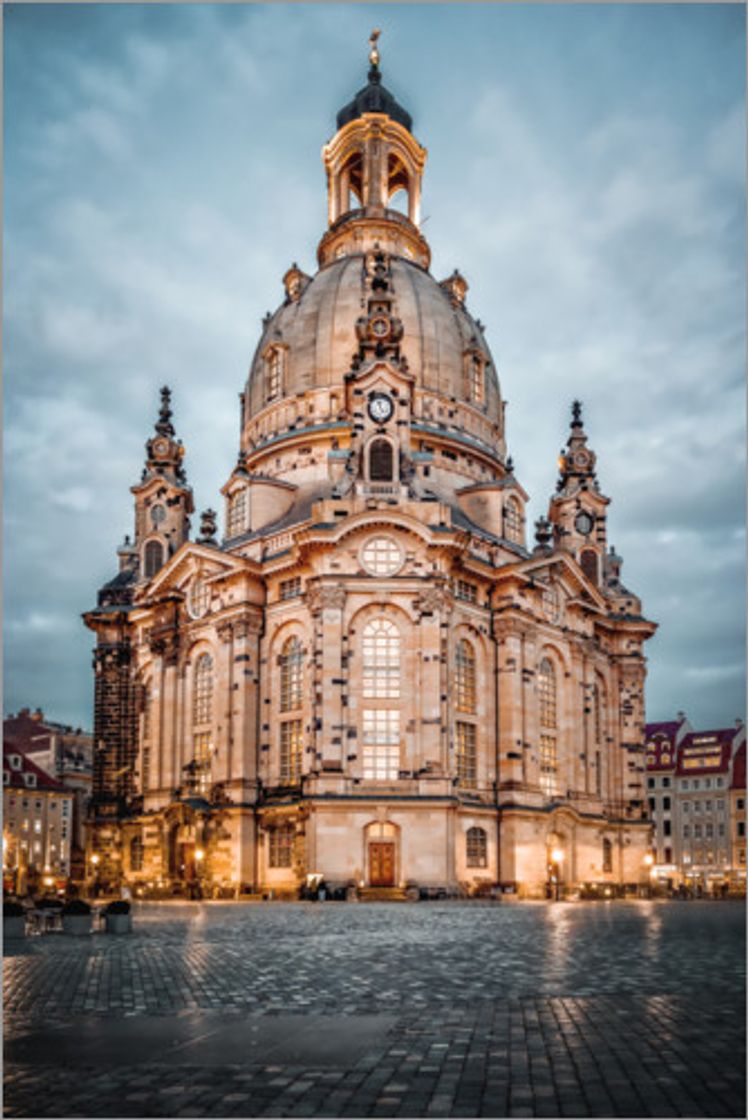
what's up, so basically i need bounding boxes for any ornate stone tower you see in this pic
[85,36,657,899]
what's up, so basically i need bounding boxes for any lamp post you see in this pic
[194,847,205,900]
[90,852,100,898]
[550,847,564,901]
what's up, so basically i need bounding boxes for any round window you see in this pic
[361,536,403,576]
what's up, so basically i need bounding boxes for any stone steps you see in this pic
[357,886,410,902]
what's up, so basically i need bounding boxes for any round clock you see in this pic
[574,451,590,468]
[575,511,594,536]
[153,438,169,457]
[368,393,394,424]
[369,315,391,340]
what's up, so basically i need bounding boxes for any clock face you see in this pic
[575,511,594,536]
[368,393,394,424]
[150,504,166,526]
[370,316,390,339]
[153,438,169,457]
[574,451,590,468]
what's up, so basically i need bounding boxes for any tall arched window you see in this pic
[362,618,401,780]
[538,657,558,798]
[369,439,394,482]
[192,653,213,796]
[363,619,400,699]
[227,488,248,537]
[455,639,478,789]
[466,827,487,868]
[279,636,304,783]
[455,640,476,714]
[144,540,163,579]
[503,498,522,544]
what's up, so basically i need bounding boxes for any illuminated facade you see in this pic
[85,44,657,899]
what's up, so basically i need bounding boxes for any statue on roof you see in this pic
[369,28,381,69]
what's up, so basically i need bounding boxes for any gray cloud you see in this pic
[4,3,744,730]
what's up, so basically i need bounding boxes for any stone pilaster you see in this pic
[308,584,347,770]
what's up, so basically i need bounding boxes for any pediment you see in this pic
[513,551,608,612]
[141,542,250,599]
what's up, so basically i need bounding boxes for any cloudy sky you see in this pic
[4,2,745,732]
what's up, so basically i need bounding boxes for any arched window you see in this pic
[227,488,248,537]
[602,837,613,873]
[369,439,394,482]
[268,822,294,869]
[363,619,400,699]
[538,657,558,798]
[278,636,304,784]
[192,653,213,796]
[503,498,522,544]
[580,549,598,584]
[456,723,477,788]
[144,540,163,579]
[362,618,401,781]
[130,835,144,872]
[466,827,487,868]
[455,640,476,714]
[280,637,304,712]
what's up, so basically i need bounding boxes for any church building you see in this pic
[85,39,657,899]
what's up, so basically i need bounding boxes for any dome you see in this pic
[244,253,502,437]
[336,67,413,133]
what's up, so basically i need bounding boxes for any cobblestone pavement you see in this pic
[3,900,745,1118]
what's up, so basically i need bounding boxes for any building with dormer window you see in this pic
[84,40,658,899]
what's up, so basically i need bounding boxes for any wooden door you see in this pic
[369,841,395,887]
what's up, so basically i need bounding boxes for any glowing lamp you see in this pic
[551,848,564,864]
[195,848,205,862]
[643,853,654,866]
[91,854,100,866]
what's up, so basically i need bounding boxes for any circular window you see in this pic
[361,536,403,576]
[189,577,211,619]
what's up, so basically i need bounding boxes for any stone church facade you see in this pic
[85,47,656,899]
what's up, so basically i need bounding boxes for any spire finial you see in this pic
[155,385,175,437]
[368,28,381,70]
[571,400,583,428]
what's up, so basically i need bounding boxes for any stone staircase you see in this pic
[357,886,411,902]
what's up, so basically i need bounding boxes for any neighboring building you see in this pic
[84,43,657,900]
[3,740,74,893]
[646,718,746,893]
[730,742,746,890]
[3,708,93,881]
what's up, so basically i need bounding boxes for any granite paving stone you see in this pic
[3,899,745,1117]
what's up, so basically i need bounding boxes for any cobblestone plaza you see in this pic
[3,900,745,1118]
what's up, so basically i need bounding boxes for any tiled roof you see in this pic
[676,729,734,776]
[3,739,67,792]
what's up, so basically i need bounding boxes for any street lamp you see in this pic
[194,848,205,900]
[90,853,100,898]
[550,848,564,901]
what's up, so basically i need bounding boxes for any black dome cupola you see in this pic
[336,30,413,133]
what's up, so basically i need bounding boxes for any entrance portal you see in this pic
[369,841,395,887]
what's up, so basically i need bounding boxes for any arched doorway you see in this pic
[365,821,398,887]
